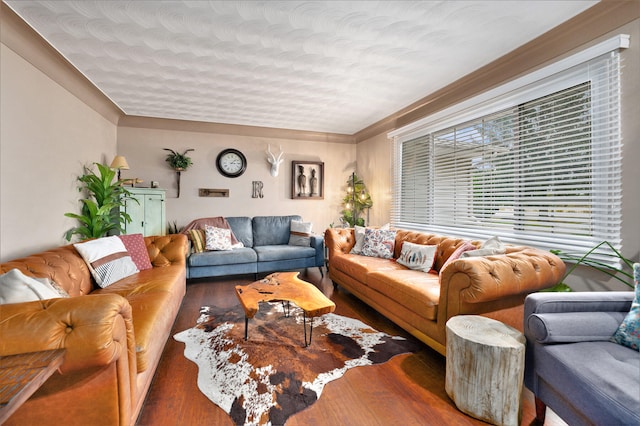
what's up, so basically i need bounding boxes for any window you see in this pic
[390,36,627,264]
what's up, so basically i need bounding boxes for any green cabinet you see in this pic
[122,188,166,236]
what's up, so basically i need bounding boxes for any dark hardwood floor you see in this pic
[136,268,566,426]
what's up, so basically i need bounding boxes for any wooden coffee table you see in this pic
[235,272,336,346]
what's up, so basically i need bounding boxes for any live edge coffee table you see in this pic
[235,272,336,346]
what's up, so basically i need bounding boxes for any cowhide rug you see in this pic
[174,302,420,425]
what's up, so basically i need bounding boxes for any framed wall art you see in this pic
[291,161,324,199]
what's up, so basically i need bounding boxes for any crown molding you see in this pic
[1,1,124,124]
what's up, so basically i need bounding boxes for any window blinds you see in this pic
[391,47,623,263]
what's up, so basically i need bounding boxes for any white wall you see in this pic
[0,44,117,261]
[117,125,355,233]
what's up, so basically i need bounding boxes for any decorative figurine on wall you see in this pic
[266,144,284,177]
[291,161,324,199]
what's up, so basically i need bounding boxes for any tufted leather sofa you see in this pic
[325,228,565,355]
[0,234,188,425]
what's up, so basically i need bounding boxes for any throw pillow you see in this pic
[0,269,63,304]
[289,220,313,247]
[351,224,390,255]
[74,236,139,288]
[397,242,438,272]
[360,228,397,259]
[118,234,153,270]
[610,263,640,351]
[205,225,233,251]
[461,236,506,257]
[350,225,366,254]
[188,229,207,253]
[440,241,477,272]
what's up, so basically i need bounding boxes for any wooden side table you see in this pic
[445,315,525,426]
[0,349,66,423]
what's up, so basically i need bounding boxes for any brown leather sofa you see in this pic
[0,234,188,425]
[325,228,565,355]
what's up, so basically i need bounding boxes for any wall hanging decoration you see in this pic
[265,144,284,177]
[216,148,247,178]
[163,148,194,197]
[252,181,264,198]
[341,172,373,226]
[291,161,324,199]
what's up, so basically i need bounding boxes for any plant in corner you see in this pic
[340,173,373,227]
[64,163,135,241]
[547,241,637,291]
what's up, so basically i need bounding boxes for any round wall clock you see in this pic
[216,148,247,178]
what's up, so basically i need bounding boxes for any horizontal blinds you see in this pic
[391,51,622,264]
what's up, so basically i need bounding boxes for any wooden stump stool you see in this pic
[445,315,526,426]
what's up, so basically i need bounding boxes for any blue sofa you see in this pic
[524,291,640,425]
[185,215,324,279]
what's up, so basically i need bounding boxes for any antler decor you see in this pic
[266,144,284,177]
[163,148,194,197]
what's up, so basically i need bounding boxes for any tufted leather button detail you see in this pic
[65,326,73,334]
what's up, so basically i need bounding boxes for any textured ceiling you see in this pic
[6,1,597,135]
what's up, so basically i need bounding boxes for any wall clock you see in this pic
[216,148,247,178]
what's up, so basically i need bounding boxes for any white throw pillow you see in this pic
[350,225,366,254]
[205,225,233,251]
[289,220,313,247]
[397,242,438,272]
[74,236,138,288]
[461,236,506,257]
[0,269,62,304]
[360,228,397,259]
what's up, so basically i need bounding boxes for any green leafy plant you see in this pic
[549,241,637,290]
[163,148,194,170]
[341,173,373,227]
[167,220,182,234]
[64,163,135,241]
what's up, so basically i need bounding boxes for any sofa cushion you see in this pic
[330,254,404,284]
[350,225,367,254]
[288,220,313,246]
[361,228,397,259]
[397,242,437,273]
[254,245,316,262]
[253,215,302,246]
[118,234,153,270]
[367,269,440,321]
[534,341,640,425]
[74,236,138,288]
[226,217,253,247]
[440,241,476,273]
[188,247,257,267]
[205,225,233,251]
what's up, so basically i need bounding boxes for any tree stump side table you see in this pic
[445,315,526,426]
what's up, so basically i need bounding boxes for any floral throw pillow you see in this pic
[610,263,640,351]
[397,242,438,272]
[205,225,233,251]
[360,228,397,259]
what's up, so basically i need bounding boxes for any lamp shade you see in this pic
[110,155,129,170]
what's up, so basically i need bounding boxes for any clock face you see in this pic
[216,148,247,178]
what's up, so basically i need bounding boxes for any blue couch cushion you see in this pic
[254,245,315,262]
[527,312,627,344]
[226,217,253,247]
[188,247,257,267]
[535,341,640,425]
[252,215,302,246]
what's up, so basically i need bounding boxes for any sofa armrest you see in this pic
[440,248,566,305]
[0,294,135,374]
[526,311,627,344]
[145,234,189,267]
[324,228,355,263]
[310,235,325,267]
[524,291,634,318]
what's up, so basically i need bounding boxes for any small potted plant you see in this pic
[163,148,194,171]
[163,148,194,197]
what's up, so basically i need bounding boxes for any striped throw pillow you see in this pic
[188,229,206,253]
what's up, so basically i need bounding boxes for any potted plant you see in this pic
[547,241,637,291]
[64,163,135,241]
[340,173,373,227]
[163,148,194,171]
[163,148,194,197]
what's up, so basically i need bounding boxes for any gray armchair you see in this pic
[524,291,640,425]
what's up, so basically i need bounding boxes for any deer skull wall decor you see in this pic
[266,144,284,177]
